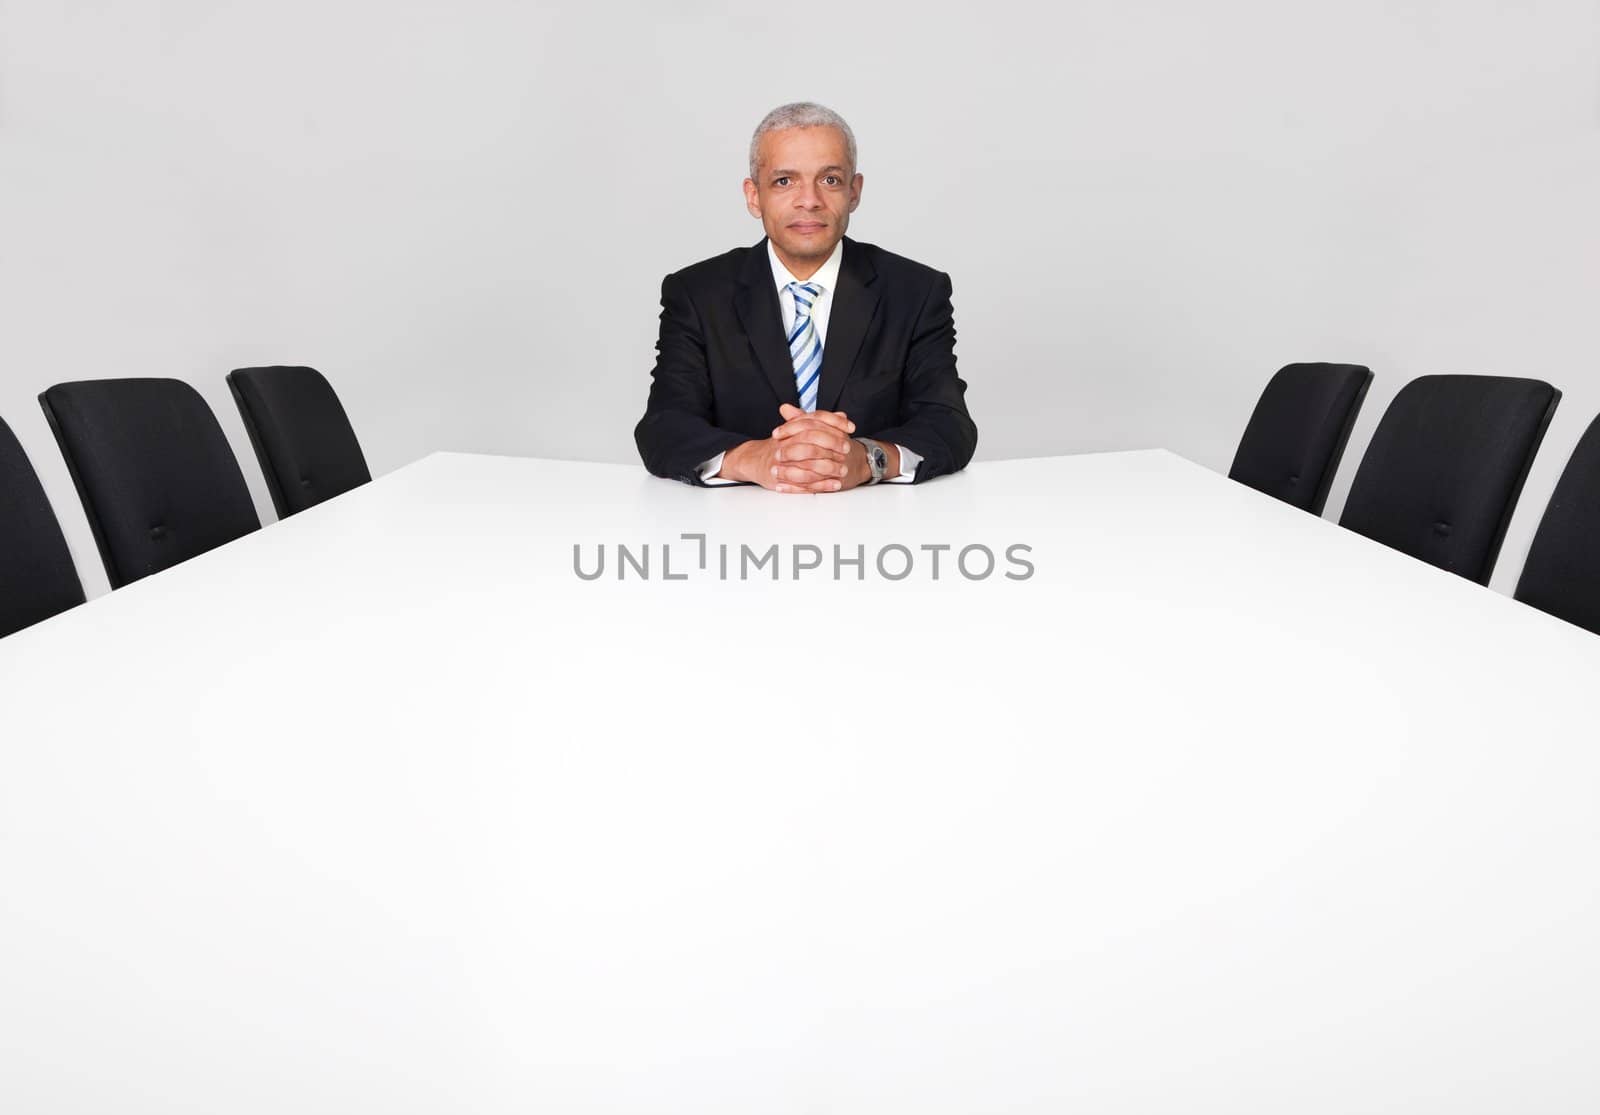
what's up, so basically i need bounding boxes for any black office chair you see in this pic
[1514,412,1600,634]
[0,415,85,637]
[39,378,261,589]
[1339,374,1560,585]
[226,366,370,518]
[1229,362,1373,514]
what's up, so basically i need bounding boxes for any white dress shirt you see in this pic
[697,239,922,485]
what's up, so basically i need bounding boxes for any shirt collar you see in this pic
[767,237,845,296]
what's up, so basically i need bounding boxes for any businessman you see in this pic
[634,102,977,491]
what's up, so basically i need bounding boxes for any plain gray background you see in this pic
[3,0,1597,599]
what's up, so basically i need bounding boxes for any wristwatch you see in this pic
[856,437,887,484]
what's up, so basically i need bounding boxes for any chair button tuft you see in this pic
[149,524,167,541]
[1433,520,1452,537]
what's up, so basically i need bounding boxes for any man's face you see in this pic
[743,125,863,274]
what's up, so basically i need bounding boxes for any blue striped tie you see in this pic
[786,281,824,412]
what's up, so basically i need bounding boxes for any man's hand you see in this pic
[772,404,870,493]
[718,404,872,492]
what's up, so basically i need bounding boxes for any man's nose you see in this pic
[794,183,822,208]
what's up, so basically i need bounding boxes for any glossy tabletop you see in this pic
[2,450,1596,1113]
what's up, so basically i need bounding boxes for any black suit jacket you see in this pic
[634,237,978,485]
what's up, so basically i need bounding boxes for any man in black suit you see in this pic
[635,102,977,491]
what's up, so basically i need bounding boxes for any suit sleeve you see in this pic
[633,272,754,485]
[863,271,978,483]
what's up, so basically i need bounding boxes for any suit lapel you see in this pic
[816,237,878,414]
[733,239,800,408]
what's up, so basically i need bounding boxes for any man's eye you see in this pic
[824,176,840,186]
[773,177,790,187]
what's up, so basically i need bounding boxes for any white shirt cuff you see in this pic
[697,452,742,486]
[885,443,920,483]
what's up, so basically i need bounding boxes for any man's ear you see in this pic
[743,178,762,218]
[848,173,863,213]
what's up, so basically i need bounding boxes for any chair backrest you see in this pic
[1229,362,1373,514]
[226,366,370,518]
[39,378,261,589]
[0,415,85,637]
[1514,412,1600,635]
[1339,374,1560,585]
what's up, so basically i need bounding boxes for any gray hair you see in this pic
[748,102,858,181]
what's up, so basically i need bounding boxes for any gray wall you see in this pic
[3,1,1596,597]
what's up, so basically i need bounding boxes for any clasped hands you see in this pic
[718,403,894,492]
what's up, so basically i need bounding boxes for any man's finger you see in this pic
[774,431,851,461]
[773,462,845,483]
[772,457,846,483]
[773,418,848,438]
[772,408,855,436]
[778,457,845,478]
[772,417,856,443]
[778,403,848,424]
[775,478,843,493]
[775,444,847,465]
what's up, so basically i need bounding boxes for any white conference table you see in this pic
[2,450,1598,1113]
